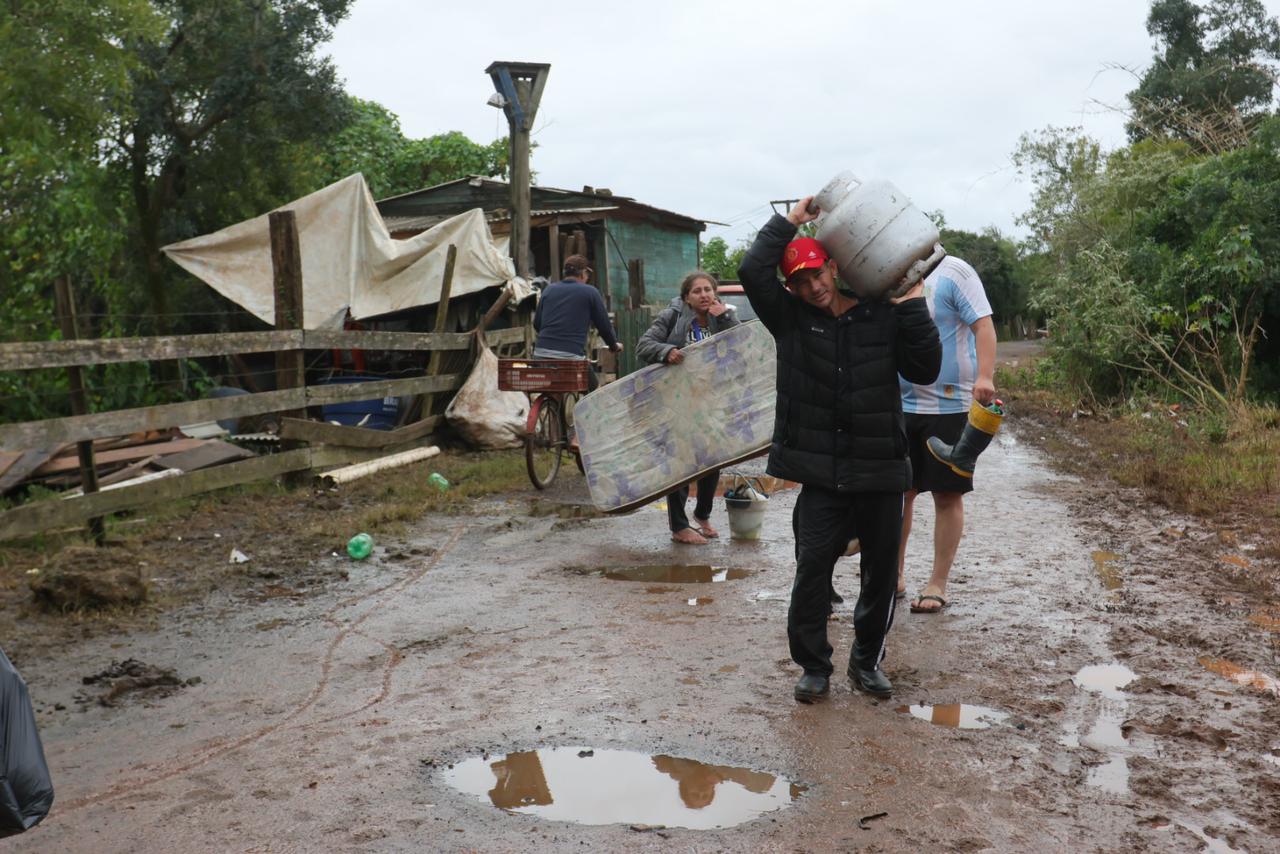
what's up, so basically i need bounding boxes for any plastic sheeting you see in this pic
[162,174,532,330]
[574,321,777,513]
[445,347,529,449]
[1,647,53,837]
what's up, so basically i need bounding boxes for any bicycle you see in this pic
[497,358,591,489]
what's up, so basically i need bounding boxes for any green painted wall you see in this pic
[601,220,700,307]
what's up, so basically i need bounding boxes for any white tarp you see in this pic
[161,173,531,329]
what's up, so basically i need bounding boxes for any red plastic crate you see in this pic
[497,358,591,393]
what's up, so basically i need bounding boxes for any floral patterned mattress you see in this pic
[575,320,777,513]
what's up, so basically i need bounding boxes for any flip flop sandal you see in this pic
[910,594,947,614]
[894,589,907,601]
[695,524,720,539]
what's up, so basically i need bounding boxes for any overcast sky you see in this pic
[326,0,1280,247]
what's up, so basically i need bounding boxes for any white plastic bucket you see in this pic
[725,498,767,539]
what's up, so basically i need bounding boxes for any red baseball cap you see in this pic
[781,237,830,278]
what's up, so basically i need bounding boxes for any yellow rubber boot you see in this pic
[926,399,1004,478]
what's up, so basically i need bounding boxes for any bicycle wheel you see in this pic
[525,395,564,489]
[562,392,586,474]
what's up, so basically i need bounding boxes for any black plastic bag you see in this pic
[0,647,53,837]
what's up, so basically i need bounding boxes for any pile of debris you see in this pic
[0,424,260,498]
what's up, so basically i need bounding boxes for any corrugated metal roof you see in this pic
[384,206,620,234]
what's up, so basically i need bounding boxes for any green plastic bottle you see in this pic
[346,532,373,560]
[428,472,449,492]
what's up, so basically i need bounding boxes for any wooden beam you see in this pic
[304,373,463,406]
[423,244,458,417]
[0,389,304,451]
[0,331,302,371]
[278,416,441,448]
[54,276,104,543]
[0,328,486,373]
[270,211,305,421]
[302,330,473,351]
[547,221,560,281]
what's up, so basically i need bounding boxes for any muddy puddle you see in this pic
[1071,663,1137,699]
[1065,663,1141,795]
[572,565,752,584]
[442,747,804,829]
[527,500,605,519]
[1090,550,1123,590]
[895,703,1008,730]
[1198,656,1280,697]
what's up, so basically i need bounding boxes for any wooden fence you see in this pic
[0,210,530,542]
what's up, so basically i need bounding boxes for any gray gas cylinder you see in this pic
[811,171,946,300]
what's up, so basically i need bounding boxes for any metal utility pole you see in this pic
[486,61,550,279]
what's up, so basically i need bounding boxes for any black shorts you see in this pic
[904,411,974,494]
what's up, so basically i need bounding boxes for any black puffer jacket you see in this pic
[737,215,941,492]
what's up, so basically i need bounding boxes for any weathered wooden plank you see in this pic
[54,276,105,543]
[423,246,458,419]
[32,438,210,476]
[304,374,464,405]
[271,210,306,421]
[0,328,491,373]
[302,330,473,351]
[0,448,315,541]
[485,326,527,346]
[0,331,303,371]
[278,416,441,449]
[0,447,64,493]
[0,389,304,451]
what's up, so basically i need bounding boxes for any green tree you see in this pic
[937,227,1030,327]
[316,98,509,198]
[700,236,747,281]
[1127,0,1280,149]
[113,0,354,330]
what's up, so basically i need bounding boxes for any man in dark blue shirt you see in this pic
[533,255,623,368]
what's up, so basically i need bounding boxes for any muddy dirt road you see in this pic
[10,417,1279,851]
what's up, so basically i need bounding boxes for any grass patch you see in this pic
[302,448,532,538]
[1003,367,1280,519]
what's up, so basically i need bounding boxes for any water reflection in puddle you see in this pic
[1198,656,1280,697]
[443,747,805,829]
[895,704,1008,730]
[1072,663,1137,700]
[1091,551,1123,590]
[574,565,752,584]
[1066,663,1140,795]
[687,597,714,606]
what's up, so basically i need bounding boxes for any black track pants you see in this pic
[788,486,903,676]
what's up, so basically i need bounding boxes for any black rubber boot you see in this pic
[927,400,1004,478]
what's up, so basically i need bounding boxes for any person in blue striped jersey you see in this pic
[897,255,997,614]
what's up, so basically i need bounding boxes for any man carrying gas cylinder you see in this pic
[738,198,941,703]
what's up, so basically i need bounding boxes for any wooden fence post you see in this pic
[423,244,457,417]
[270,210,305,422]
[53,276,105,544]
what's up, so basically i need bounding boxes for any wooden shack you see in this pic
[377,177,710,308]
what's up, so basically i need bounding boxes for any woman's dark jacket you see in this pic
[636,296,741,366]
[737,214,941,493]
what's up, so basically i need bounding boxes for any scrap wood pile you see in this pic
[0,426,258,498]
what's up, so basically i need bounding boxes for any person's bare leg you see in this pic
[915,491,963,612]
[898,490,918,596]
